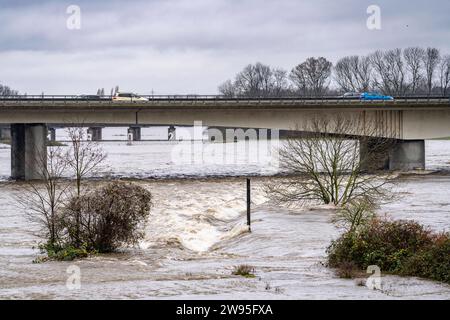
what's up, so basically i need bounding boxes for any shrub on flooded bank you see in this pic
[22,127,153,261]
[34,242,93,263]
[232,265,256,278]
[327,218,450,284]
[63,182,153,253]
[34,181,152,261]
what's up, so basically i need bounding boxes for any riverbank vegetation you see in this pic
[34,181,152,262]
[22,127,153,261]
[264,115,396,209]
[264,114,449,285]
[232,265,256,278]
[327,218,450,284]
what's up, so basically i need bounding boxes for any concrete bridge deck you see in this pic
[1,96,449,180]
[0,97,449,140]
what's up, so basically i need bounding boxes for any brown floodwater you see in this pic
[0,176,449,299]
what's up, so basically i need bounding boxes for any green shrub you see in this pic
[36,181,152,260]
[232,265,256,278]
[401,236,450,283]
[62,182,153,253]
[36,241,95,262]
[327,218,450,284]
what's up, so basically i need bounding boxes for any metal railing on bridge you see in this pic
[0,94,449,105]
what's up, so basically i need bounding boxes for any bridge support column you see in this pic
[207,127,226,142]
[168,126,176,141]
[359,139,390,171]
[128,127,141,141]
[11,124,47,180]
[87,127,102,141]
[0,127,11,141]
[48,128,56,142]
[360,139,425,171]
[208,127,263,143]
[389,140,425,171]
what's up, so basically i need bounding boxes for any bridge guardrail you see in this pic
[0,94,448,105]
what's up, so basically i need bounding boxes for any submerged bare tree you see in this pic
[66,126,107,197]
[19,146,70,248]
[265,114,395,208]
[65,126,107,246]
[331,197,377,232]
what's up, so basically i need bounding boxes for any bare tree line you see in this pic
[0,83,18,96]
[219,47,450,97]
[218,63,290,97]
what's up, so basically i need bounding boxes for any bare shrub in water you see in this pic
[232,265,256,278]
[331,197,377,233]
[19,146,70,249]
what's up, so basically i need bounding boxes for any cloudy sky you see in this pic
[0,0,449,94]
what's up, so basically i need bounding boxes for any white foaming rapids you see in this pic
[140,181,267,252]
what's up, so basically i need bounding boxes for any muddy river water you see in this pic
[0,138,449,299]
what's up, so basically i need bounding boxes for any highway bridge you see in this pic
[0,95,449,180]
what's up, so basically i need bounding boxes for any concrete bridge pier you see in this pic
[207,127,226,142]
[389,140,425,171]
[168,126,176,141]
[128,127,141,141]
[87,127,102,141]
[360,139,425,171]
[48,128,56,142]
[208,127,262,143]
[0,127,11,141]
[11,124,47,180]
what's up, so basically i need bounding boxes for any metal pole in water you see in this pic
[247,178,251,231]
[127,132,133,145]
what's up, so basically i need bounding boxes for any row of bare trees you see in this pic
[342,47,449,95]
[218,63,290,97]
[219,47,450,97]
[0,83,18,96]
[96,86,120,96]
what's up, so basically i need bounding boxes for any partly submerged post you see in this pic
[247,178,251,231]
[127,132,133,145]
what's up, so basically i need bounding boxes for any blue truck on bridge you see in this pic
[360,92,394,101]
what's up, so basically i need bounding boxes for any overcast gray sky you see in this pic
[0,0,449,94]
